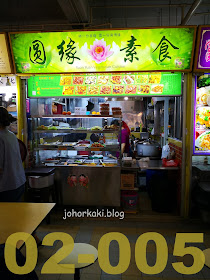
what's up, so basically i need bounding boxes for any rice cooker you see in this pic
[137,140,162,158]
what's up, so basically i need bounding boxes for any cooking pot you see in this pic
[137,140,161,158]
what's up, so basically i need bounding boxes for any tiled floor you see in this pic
[23,210,210,280]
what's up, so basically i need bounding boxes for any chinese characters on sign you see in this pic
[29,35,179,66]
[120,36,141,63]
[57,38,80,64]
[152,36,179,62]
[0,76,16,87]
[29,40,46,65]
[10,28,195,73]
[205,39,210,63]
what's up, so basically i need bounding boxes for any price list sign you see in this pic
[28,72,182,98]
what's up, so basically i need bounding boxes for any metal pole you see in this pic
[17,76,24,142]
[181,0,202,25]
[17,77,28,166]
[181,73,194,218]
[174,97,177,138]
[164,99,169,146]
[179,96,182,140]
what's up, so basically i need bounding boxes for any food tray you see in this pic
[62,142,77,146]
[101,159,118,166]
[102,159,118,164]
[74,144,90,150]
[44,159,60,163]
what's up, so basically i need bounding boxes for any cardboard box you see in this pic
[121,174,135,189]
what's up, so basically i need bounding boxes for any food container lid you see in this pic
[112,107,121,110]
[100,103,110,107]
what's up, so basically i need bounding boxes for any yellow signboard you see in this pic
[0,33,12,73]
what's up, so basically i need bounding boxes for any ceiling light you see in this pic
[124,97,128,100]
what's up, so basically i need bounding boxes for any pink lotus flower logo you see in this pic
[88,39,114,63]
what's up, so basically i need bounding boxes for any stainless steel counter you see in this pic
[138,160,180,170]
[121,160,180,171]
[55,166,121,206]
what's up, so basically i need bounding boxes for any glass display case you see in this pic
[29,114,122,206]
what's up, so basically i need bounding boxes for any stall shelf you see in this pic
[30,114,122,207]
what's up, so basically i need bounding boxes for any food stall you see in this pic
[9,26,196,209]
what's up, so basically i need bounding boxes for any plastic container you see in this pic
[121,191,138,210]
[56,104,63,114]
[112,107,122,116]
[122,157,132,167]
[100,110,110,115]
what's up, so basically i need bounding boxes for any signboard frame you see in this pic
[193,74,210,156]
[194,25,210,72]
[0,33,13,74]
[9,26,197,75]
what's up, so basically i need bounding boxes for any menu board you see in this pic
[194,74,210,155]
[10,27,195,73]
[194,26,210,71]
[27,72,182,98]
[0,33,12,73]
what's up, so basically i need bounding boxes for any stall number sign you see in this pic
[10,27,195,73]
[27,72,182,97]
[2,231,206,276]
[0,34,11,73]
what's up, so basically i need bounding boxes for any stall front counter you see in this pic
[55,165,121,206]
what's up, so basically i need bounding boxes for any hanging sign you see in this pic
[0,76,16,87]
[0,33,12,74]
[27,72,182,98]
[194,25,210,71]
[10,27,196,74]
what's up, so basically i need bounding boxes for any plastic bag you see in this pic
[162,158,179,167]
[161,144,170,159]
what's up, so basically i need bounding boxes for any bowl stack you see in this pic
[112,107,122,116]
[100,103,110,115]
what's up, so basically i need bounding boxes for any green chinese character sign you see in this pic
[10,27,196,73]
